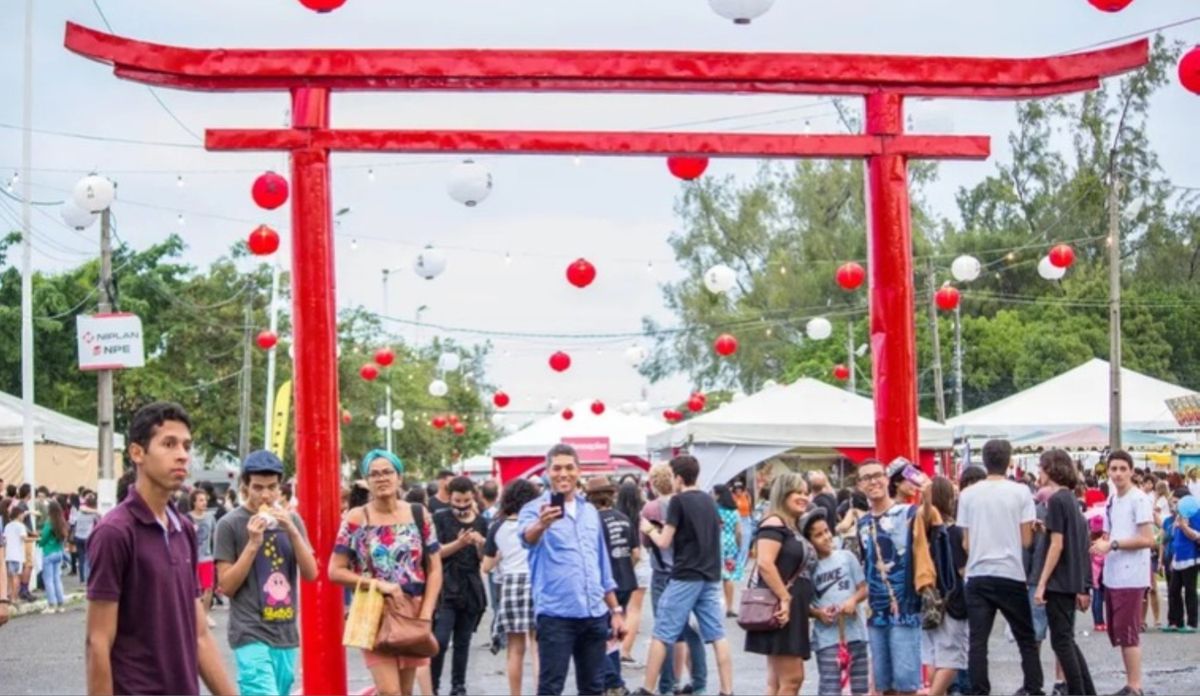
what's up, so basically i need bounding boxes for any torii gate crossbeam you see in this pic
[64,21,1146,695]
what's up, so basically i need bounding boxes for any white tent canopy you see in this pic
[947,358,1197,440]
[490,400,662,458]
[0,389,123,450]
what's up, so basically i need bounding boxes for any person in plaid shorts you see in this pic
[483,478,541,696]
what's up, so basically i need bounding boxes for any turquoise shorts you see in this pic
[234,642,297,696]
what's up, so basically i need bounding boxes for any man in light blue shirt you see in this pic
[518,444,626,695]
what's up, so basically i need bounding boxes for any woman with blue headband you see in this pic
[329,450,444,696]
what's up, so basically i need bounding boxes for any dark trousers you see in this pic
[966,576,1044,695]
[602,591,632,690]
[1092,585,1105,627]
[431,605,482,693]
[487,572,506,648]
[1167,565,1199,628]
[536,614,610,696]
[651,570,707,695]
[1045,592,1095,695]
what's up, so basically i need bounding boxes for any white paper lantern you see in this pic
[438,353,462,372]
[951,255,982,283]
[73,174,115,213]
[391,418,405,431]
[375,415,390,429]
[392,409,405,421]
[635,400,650,415]
[1038,256,1066,281]
[703,264,737,294]
[491,413,505,427]
[414,245,447,280]
[708,0,775,24]
[60,203,98,231]
[805,317,833,341]
[546,397,560,411]
[446,159,493,207]
[762,379,779,390]
[624,344,649,367]
[428,379,449,397]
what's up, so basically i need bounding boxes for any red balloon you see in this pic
[1182,46,1200,95]
[431,415,448,429]
[713,333,739,357]
[549,351,571,372]
[255,330,278,350]
[833,364,851,381]
[373,347,395,367]
[359,363,380,381]
[251,172,289,210]
[591,400,606,415]
[835,262,866,291]
[566,258,597,288]
[493,391,510,408]
[247,225,280,256]
[561,408,575,421]
[452,422,466,436]
[1087,0,1133,11]
[341,409,352,425]
[935,286,961,312]
[666,156,709,181]
[1048,244,1076,269]
[687,396,705,413]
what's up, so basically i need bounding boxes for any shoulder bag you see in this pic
[737,517,804,632]
[366,504,440,658]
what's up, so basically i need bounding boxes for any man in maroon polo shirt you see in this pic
[86,401,235,696]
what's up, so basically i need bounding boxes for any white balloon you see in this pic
[438,353,462,372]
[624,344,649,367]
[428,379,449,397]
[60,203,97,231]
[374,415,390,429]
[951,255,981,283]
[1038,256,1066,281]
[414,246,447,280]
[73,174,115,213]
[446,159,493,207]
[391,419,405,431]
[806,317,833,341]
[635,400,650,415]
[708,0,775,24]
[702,264,737,294]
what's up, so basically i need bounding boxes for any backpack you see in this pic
[930,524,967,621]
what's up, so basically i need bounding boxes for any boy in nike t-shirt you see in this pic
[803,512,868,696]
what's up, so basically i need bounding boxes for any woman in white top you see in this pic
[482,478,541,696]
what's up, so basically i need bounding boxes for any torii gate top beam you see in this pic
[65,22,1146,100]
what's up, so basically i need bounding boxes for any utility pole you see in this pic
[20,0,35,489]
[954,304,964,417]
[926,261,947,423]
[262,262,281,448]
[1109,174,1123,452]
[238,290,254,460]
[846,321,857,394]
[381,268,394,452]
[97,209,115,483]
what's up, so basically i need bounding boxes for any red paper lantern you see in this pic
[299,0,347,11]
[713,333,739,357]
[935,286,961,312]
[359,363,379,381]
[255,330,278,350]
[431,415,448,429]
[452,422,466,436]
[341,409,352,425]
[666,156,709,181]
[247,225,280,256]
[566,258,597,289]
[1048,244,1075,269]
[561,408,575,421]
[591,400,606,415]
[549,351,571,372]
[835,262,866,291]
[1181,46,1200,95]
[251,172,289,210]
[1086,0,1133,11]
[687,395,705,413]
[448,414,461,425]
[493,391,510,408]
[373,347,395,367]
[665,409,684,422]
[833,364,851,381]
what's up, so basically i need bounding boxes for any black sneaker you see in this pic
[1107,688,1143,696]
[1051,683,1067,696]
[675,687,696,695]
[631,689,656,696]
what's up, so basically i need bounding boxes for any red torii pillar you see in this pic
[64,22,1146,694]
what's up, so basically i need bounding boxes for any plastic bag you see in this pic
[343,579,385,650]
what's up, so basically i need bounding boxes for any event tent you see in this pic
[490,400,660,482]
[647,378,954,490]
[947,358,1197,441]
[0,389,125,491]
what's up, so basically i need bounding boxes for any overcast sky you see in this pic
[2,0,1196,428]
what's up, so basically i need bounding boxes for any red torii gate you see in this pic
[65,21,1146,694]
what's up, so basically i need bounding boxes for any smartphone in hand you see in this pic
[550,491,566,512]
[902,464,930,488]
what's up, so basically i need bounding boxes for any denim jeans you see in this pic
[536,614,610,696]
[965,576,1043,695]
[41,551,64,606]
[1092,586,1106,627]
[651,570,707,695]
[867,624,922,693]
[74,537,90,583]
[431,605,482,693]
[736,514,754,571]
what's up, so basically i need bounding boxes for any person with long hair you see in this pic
[713,484,745,616]
[482,478,541,696]
[73,493,101,584]
[921,476,969,696]
[37,500,69,614]
[616,481,649,664]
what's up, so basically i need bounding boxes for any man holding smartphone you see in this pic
[519,444,626,696]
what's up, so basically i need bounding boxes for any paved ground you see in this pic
[2,575,1199,694]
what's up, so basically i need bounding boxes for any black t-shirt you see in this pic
[433,509,488,613]
[1044,488,1092,595]
[667,490,722,582]
[599,509,638,594]
[428,496,451,515]
[1024,497,1049,586]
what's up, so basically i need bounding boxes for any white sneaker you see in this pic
[41,608,55,615]
[207,615,217,629]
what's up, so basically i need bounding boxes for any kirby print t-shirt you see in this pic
[214,505,310,648]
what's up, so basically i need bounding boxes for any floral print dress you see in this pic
[719,506,745,581]
[334,506,441,595]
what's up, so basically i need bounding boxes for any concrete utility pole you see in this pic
[381,268,394,452]
[97,209,115,482]
[238,291,254,460]
[846,321,857,394]
[263,263,281,448]
[1108,175,1123,452]
[954,304,964,417]
[20,0,35,488]
[926,261,947,423]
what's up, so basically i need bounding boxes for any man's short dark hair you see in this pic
[129,401,193,452]
[959,466,986,490]
[436,469,455,480]
[480,480,499,503]
[35,486,49,497]
[500,479,539,517]
[4,484,15,498]
[425,481,439,497]
[669,455,701,487]
[546,443,579,465]
[981,439,1012,476]
[1039,449,1078,489]
[18,483,31,500]
[448,476,476,495]
[1108,450,1134,468]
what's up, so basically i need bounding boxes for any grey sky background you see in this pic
[2,0,1196,428]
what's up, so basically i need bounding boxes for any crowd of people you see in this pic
[1,399,1198,696]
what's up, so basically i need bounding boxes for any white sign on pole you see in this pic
[76,313,145,371]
